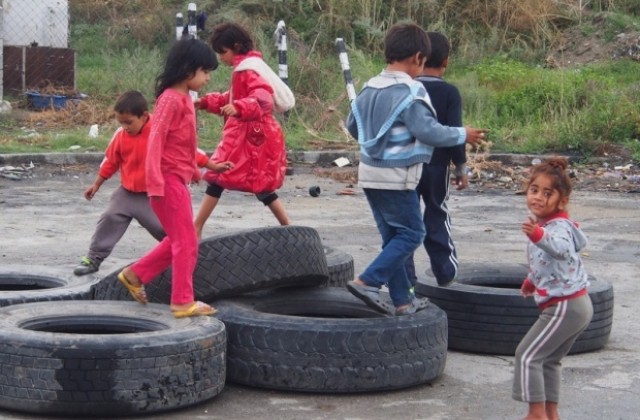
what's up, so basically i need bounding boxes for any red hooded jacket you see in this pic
[199,51,287,194]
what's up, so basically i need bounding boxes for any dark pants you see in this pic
[406,164,458,285]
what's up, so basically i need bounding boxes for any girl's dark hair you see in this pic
[154,38,218,98]
[528,156,573,198]
[210,22,254,55]
[384,22,430,65]
[425,32,450,69]
[114,91,148,117]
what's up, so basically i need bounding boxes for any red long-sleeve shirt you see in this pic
[146,88,201,197]
[98,113,208,194]
[98,116,153,193]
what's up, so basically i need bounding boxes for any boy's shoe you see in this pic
[346,280,394,315]
[437,278,457,287]
[395,297,430,316]
[73,257,99,276]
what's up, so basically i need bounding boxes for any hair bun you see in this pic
[545,157,568,171]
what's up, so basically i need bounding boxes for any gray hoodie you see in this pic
[526,215,590,306]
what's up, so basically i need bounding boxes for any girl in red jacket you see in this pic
[118,38,231,318]
[194,22,294,238]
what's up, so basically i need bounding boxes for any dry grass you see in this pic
[15,99,114,130]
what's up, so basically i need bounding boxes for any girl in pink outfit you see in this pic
[194,22,295,238]
[118,38,232,318]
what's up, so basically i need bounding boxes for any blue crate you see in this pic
[26,91,70,110]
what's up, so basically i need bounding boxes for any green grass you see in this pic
[2,4,639,160]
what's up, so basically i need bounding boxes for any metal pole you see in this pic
[335,38,356,101]
[187,3,197,39]
[275,20,289,121]
[275,20,288,85]
[175,12,183,40]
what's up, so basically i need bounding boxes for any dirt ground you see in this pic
[0,158,639,420]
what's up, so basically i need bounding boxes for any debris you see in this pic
[309,186,321,197]
[0,163,35,180]
[332,157,351,167]
[88,124,99,138]
[337,188,356,195]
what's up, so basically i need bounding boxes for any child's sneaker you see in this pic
[73,257,99,276]
[395,297,430,316]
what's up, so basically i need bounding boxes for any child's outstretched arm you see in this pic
[195,91,230,115]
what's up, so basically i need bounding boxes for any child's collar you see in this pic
[540,211,569,225]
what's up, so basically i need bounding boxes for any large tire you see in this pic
[0,301,226,416]
[415,263,613,355]
[0,265,99,307]
[93,226,329,302]
[215,287,448,393]
[324,246,354,287]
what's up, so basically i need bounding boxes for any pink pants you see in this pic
[131,175,198,305]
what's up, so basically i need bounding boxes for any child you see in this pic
[118,38,230,318]
[193,22,294,238]
[405,31,468,286]
[73,91,165,276]
[345,23,486,316]
[514,157,593,420]
[74,91,229,276]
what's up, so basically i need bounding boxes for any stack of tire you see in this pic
[0,226,448,417]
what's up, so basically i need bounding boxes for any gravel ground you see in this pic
[0,159,639,420]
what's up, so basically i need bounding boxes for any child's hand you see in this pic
[83,184,99,200]
[193,98,202,109]
[464,127,489,146]
[522,216,538,236]
[208,161,234,173]
[452,174,468,190]
[220,104,238,116]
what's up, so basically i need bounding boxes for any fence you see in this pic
[0,0,73,99]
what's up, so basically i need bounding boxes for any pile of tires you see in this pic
[0,226,450,417]
[415,263,614,355]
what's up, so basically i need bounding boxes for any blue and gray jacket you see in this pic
[346,70,467,190]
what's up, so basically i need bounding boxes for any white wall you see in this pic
[2,0,68,48]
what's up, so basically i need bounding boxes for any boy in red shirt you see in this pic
[74,91,220,276]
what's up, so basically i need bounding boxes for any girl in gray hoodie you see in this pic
[513,156,593,420]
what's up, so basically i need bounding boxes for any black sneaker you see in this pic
[73,256,99,276]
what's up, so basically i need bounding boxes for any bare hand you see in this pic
[220,104,238,116]
[464,127,489,146]
[521,216,538,236]
[83,185,99,200]
[193,98,202,109]
[452,174,468,190]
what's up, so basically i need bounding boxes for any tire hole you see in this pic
[20,316,168,334]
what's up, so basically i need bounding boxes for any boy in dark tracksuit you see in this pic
[407,32,467,286]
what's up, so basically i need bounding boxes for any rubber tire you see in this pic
[415,263,613,355]
[0,301,226,416]
[93,225,330,303]
[324,246,354,287]
[214,287,448,393]
[0,265,99,307]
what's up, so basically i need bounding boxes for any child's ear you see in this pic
[558,196,569,211]
[442,57,449,68]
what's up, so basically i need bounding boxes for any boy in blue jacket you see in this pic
[345,23,487,315]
